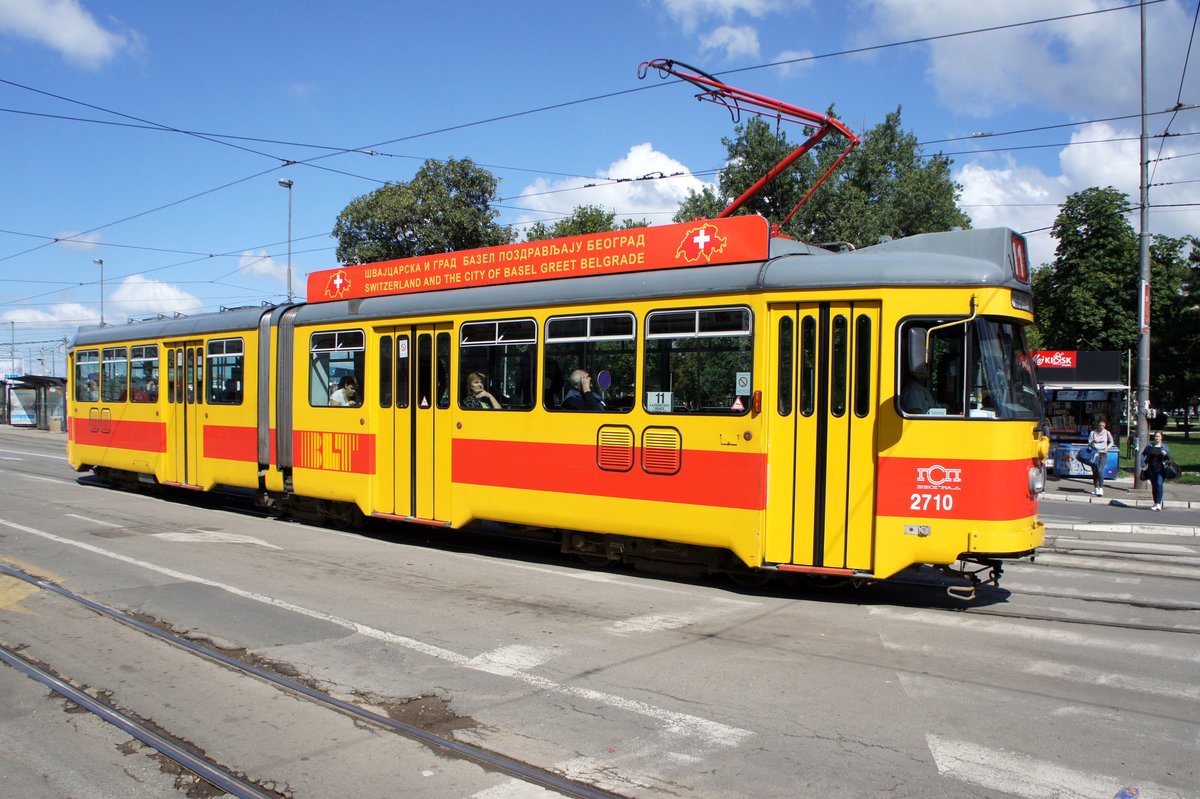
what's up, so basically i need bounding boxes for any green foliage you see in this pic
[1148,235,1200,413]
[524,204,647,242]
[673,109,970,247]
[332,158,513,264]
[1034,188,1200,416]
[1033,187,1139,351]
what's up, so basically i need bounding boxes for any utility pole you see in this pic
[278,178,294,303]
[1134,0,1152,487]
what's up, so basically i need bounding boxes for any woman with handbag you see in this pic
[1140,431,1171,511]
[1087,419,1115,496]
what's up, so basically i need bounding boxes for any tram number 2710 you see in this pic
[909,493,953,511]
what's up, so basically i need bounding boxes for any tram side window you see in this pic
[75,350,100,402]
[309,329,365,407]
[544,313,635,412]
[101,347,128,402]
[130,345,159,402]
[206,338,245,405]
[898,320,965,417]
[644,307,753,415]
[458,319,537,411]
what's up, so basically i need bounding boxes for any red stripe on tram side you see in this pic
[70,418,167,453]
[876,456,1037,521]
[452,438,767,510]
[202,425,259,462]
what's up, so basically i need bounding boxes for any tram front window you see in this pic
[899,317,1040,420]
[969,318,1041,419]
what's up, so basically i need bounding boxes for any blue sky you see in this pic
[1,0,1197,375]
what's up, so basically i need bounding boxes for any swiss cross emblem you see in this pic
[676,223,728,263]
[324,269,351,299]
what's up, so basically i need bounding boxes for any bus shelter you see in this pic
[6,375,66,430]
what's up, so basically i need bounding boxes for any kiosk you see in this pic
[1033,350,1127,479]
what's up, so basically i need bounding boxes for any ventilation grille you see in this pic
[642,427,682,475]
[597,425,634,472]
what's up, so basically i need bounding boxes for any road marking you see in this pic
[1062,539,1197,554]
[65,513,122,528]
[0,515,752,748]
[153,531,281,549]
[605,601,755,636]
[17,474,75,485]
[467,645,554,675]
[927,734,1190,799]
[0,456,23,461]
[1023,659,1200,700]
[871,607,1199,662]
[0,447,68,461]
[470,779,557,797]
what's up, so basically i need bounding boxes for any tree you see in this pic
[674,109,970,247]
[1032,187,1139,351]
[1033,188,1200,426]
[1148,235,1200,426]
[333,158,513,264]
[524,204,647,242]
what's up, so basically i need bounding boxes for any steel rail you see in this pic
[0,642,277,799]
[0,562,621,799]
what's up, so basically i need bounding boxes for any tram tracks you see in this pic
[0,562,621,799]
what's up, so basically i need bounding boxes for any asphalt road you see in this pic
[0,428,1196,799]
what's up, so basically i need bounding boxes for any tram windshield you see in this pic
[899,317,1041,420]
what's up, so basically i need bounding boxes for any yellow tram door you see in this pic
[165,341,203,486]
[379,324,452,522]
[765,303,879,572]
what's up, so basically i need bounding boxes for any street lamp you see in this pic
[92,258,104,325]
[278,178,294,303]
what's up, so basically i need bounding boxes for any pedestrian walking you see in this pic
[1086,418,1114,496]
[1140,431,1171,511]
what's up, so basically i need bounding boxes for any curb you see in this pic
[1042,522,1199,537]
[1039,492,1200,511]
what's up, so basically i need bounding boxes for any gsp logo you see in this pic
[916,464,962,487]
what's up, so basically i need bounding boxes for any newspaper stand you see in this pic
[1034,350,1126,479]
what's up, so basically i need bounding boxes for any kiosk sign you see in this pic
[307,216,770,303]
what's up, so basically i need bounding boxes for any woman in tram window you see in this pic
[461,372,501,410]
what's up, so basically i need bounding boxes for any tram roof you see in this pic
[71,226,1026,348]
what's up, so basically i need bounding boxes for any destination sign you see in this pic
[306,216,770,303]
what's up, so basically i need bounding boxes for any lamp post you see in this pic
[278,178,294,303]
[92,258,104,325]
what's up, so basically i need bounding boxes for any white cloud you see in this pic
[513,143,715,229]
[2,302,92,327]
[956,121,1200,267]
[699,25,761,61]
[108,275,203,321]
[239,249,287,283]
[55,231,103,251]
[0,276,199,330]
[773,49,815,77]
[663,0,794,32]
[956,159,1066,266]
[0,0,136,68]
[857,0,1196,117]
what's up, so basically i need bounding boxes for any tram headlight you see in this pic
[1029,464,1046,496]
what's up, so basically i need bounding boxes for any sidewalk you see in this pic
[1040,472,1200,536]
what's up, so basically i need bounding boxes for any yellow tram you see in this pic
[69,215,1048,589]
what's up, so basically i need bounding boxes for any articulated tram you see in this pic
[68,215,1048,590]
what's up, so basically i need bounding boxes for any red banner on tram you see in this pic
[306,216,770,303]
